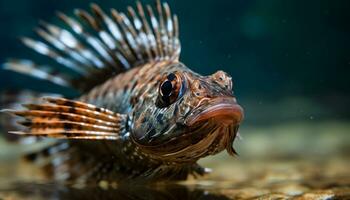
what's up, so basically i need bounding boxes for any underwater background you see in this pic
[0,0,349,199]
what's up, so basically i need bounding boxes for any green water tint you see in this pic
[0,121,350,199]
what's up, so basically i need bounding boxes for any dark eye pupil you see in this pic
[161,80,172,96]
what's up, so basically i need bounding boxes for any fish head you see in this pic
[131,66,243,163]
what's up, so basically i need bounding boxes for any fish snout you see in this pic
[185,97,244,127]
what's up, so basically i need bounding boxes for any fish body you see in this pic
[1,1,243,183]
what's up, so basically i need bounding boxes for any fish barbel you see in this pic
[1,0,243,183]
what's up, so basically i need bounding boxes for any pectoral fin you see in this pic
[2,97,129,140]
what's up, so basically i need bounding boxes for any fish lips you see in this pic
[184,97,243,157]
[185,97,244,127]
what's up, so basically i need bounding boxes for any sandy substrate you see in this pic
[0,121,349,199]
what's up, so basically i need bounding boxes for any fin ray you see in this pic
[0,90,62,142]
[3,59,72,88]
[10,110,118,127]
[3,0,181,92]
[2,97,128,140]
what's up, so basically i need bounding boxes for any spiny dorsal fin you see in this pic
[2,0,180,92]
[1,97,129,140]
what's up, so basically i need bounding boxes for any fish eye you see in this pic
[156,72,183,108]
[160,80,173,97]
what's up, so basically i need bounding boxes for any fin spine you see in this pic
[2,97,128,140]
[3,0,180,92]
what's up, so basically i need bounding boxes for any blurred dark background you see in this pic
[0,0,349,126]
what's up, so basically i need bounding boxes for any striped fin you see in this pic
[1,97,129,140]
[3,0,180,92]
[3,59,72,88]
[21,140,100,182]
[0,90,62,142]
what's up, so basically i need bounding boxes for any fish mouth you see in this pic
[133,97,243,162]
[184,97,243,157]
[185,97,244,127]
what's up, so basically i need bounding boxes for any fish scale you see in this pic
[1,0,244,183]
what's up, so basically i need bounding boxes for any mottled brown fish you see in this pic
[1,0,243,183]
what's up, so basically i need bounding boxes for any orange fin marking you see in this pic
[1,97,128,140]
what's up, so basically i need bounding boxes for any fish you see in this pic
[0,0,244,183]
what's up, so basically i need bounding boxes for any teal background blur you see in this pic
[0,0,349,125]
